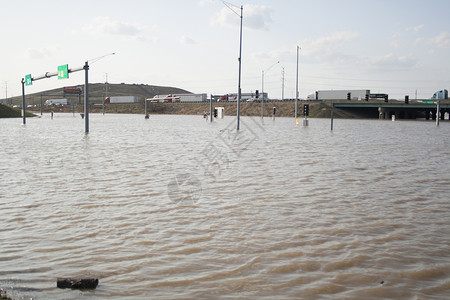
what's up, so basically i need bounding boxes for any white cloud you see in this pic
[83,16,145,38]
[368,53,418,70]
[406,24,424,32]
[25,46,62,60]
[429,31,450,48]
[180,36,198,45]
[414,37,424,46]
[198,0,214,6]
[301,31,360,57]
[214,4,273,31]
[26,48,53,59]
[245,5,273,31]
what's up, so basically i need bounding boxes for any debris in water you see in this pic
[57,278,98,289]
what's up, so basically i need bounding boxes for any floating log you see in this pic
[57,278,98,289]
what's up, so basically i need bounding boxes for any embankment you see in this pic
[31,101,354,119]
[0,103,35,118]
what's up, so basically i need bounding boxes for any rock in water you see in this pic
[57,278,99,289]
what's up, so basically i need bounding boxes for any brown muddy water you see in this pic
[0,113,449,299]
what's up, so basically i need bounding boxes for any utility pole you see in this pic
[221,1,243,131]
[84,61,89,133]
[295,46,300,120]
[103,73,108,115]
[21,78,26,124]
[281,67,285,101]
[237,4,243,131]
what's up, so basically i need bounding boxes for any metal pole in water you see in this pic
[145,99,148,118]
[237,5,243,131]
[436,100,440,127]
[210,95,213,122]
[84,61,89,134]
[21,78,26,125]
[331,108,334,131]
[261,70,264,119]
[295,46,299,121]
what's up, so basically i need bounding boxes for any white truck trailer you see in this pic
[147,93,207,103]
[307,90,370,101]
[105,96,139,104]
[44,99,70,106]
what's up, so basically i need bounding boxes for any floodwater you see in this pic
[0,113,449,299]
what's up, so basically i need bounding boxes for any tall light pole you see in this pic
[83,61,90,133]
[295,46,300,120]
[237,5,243,131]
[84,52,115,133]
[261,60,279,119]
[221,1,243,131]
[103,73,109,115]
[281,66,285,101]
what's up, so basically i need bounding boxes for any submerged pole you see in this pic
[436,100,440,127]
[21,78,26,125]
[237,5,243,131]
[331,108,334,131]
[84,61,89,133]
[295,46,299,120]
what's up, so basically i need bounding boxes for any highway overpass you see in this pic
[332,100,450,120]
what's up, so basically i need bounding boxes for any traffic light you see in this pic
[384,95,388,102]
[405,95,409,104]
[303,104,309,116]
[347,93,351,100]
[255,90,259,99]
[213,108,217,118]
[365,94,369,101]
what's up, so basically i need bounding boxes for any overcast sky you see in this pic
[1,0,449,100]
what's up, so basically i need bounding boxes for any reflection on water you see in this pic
[0,113,449,299]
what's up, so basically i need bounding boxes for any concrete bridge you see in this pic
[332,100,450,120]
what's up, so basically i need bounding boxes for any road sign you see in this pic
[422,100,434,104]
[58,64,69,79]
[25,74,32,86]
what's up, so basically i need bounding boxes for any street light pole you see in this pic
[237,5,243,131]
[21,78,26,125]
[261,69,264,119]
[84,61,89,134]
[295,46,300,120]
[281,67,285,101]
[261,60,279,119]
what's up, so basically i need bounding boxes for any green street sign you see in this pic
[25,74,32,86]
[58,64,69,79]
[422,100,434,104]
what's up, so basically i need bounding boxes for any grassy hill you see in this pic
[3,83,191,107]
[0,103,22,117]
[0,103,36,118]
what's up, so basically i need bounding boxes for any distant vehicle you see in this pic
[45,99,70,106]
[167,93,206,102]
[307,90,370,101]
[218,95,237,102]
[146,95,179,103]
[218,92,265,102]
[431,89,448,100]
[147,94,206,103]
[63,86,83,94]
[104,96,138,104]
